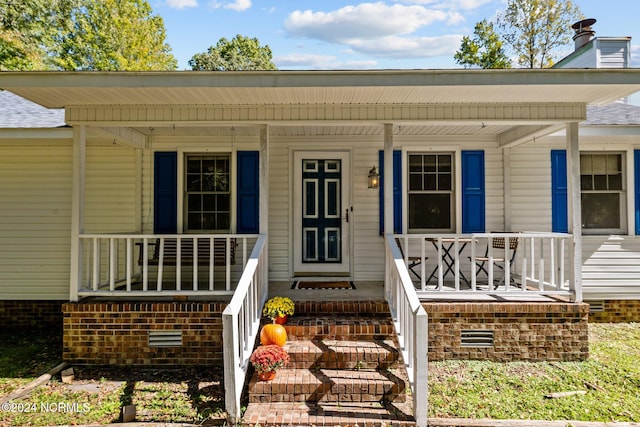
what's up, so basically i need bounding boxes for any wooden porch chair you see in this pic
[471,235,519,289]
[395,238,424,281]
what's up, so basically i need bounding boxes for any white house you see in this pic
[1,66,640,425]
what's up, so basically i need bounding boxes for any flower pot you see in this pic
[258,371,276,381]
[274,314,288,325]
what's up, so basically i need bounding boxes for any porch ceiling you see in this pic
[129,123,516,137]
[1,69,640,109]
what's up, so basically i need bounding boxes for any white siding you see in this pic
[509,144,555,232]
[583,236,640,299]
[0,140,137,300]
[0,142,72,299]
[598,40,630,69]
[85,145,138,233]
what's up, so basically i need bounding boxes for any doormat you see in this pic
[292,281,355,290]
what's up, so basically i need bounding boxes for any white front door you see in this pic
[293,151,351,275]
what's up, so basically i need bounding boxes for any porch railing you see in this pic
[385,234,428,427]
[76,233,258,297]
[222,235,268,424]
[395,232,575,299]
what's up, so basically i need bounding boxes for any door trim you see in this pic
[292,151,351,276]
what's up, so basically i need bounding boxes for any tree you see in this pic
[189,35,277,71]
[454,20,512,69]
[496,0,583,68]
[0,0,76,70]
[0,0,177,71]
[54,0,177,70]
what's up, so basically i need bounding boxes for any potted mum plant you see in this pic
[249,344,290,381]
[262,296,295,324]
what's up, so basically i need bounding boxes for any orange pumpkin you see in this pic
[260,323,287,347]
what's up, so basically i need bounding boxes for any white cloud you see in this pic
[284,2,451,43]
[210,0,251,11]
[275,53,378,70]
[167,0,198,8]
[349,34,462,58]
[396,0,494,10]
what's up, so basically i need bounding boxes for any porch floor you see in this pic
[269,281,571,303]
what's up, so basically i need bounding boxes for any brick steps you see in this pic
[248,367,408,403]
[242,300,416,427]
[284,339,400,370]
[282,315,396,341]
[241,402,416,427]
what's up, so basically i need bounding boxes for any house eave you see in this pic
[1,69,639,109]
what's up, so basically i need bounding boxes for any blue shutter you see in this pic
[237,151,260,234]
[154,152,177,234]
[635,150,640,235]
[551,150,568,233]
[461,150,485,233]
[379,150,402,234]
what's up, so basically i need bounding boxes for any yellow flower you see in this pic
[262,296,295,319]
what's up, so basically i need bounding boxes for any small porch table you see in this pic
[426,237,473,286]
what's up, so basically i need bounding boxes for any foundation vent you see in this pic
[587,301,605,313]
[148,330,183,347]
[461,329,494,348]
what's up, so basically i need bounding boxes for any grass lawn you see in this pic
[0,323,638,425]
[429,323,640,422]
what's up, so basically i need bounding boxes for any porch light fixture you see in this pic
[368,165,380,189]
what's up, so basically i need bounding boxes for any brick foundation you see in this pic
[62,301,227,365]
[422,302,589,362]
[588,300,640,323]
[0,300,64,330]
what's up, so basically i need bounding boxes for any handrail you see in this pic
[222,234,268,425]
[75,233,257,297]
[385,234,428,427]
[394,232,575,299]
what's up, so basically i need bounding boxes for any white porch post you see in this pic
[384,123,394,234]
[69,125,86,302]
[260,125,269,290]
[566,122,583,302]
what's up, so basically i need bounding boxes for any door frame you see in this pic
[292,150,352,276]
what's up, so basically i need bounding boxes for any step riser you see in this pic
[248,369,407,404]
[283,319,396,341]
[249,385,406,403]
[285,340,400,370]
[293,301,390,316]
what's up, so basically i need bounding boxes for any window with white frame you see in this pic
[408,153,455,232]
[185,154,231,231]
[580,152,626,234]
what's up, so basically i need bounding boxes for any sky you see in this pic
[151,0,640,71]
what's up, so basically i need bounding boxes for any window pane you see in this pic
[409,174,422,191]
[202,194,216,211]
[188,194,202,211]
[609,174,623,190]
[439,174,452,191]
[187,174,201,192]
[424,174,436,191]
[188,213,202,230]
[408,194,451,229]
[409,155,422,172]
[582,193,620,229]
[581,175,593,191]
[218,194,230,212]
[217,213,230,230]
[591,155,607,174]
[424,155,436,173]
[438,155,451,172]
[593,175,607,190]
[187,159,200,174]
